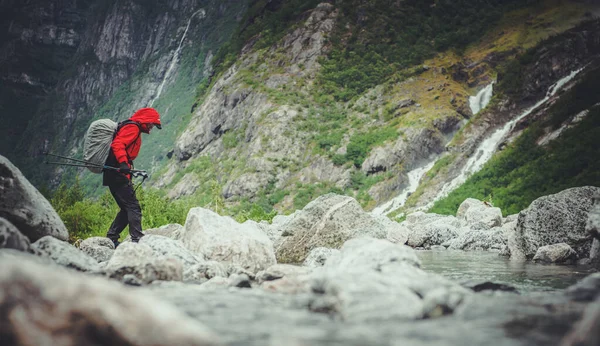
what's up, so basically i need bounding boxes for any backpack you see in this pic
[83,119,141,173]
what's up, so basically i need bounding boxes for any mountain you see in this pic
[1,0,599,219]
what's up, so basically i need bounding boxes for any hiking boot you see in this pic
[111,239,120,249]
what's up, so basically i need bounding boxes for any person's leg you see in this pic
[106,185,128,246]
[111,183,144,242]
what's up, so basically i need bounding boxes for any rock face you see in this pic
[179,207,276,273]
[31,236,99,272]
[0,217,31,251]
[0,155,68,242]
[0,254,220,346]
[274,194,403,263]
[533,243,578,263]
[512,187,600,259]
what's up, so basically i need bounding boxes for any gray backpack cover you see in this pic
[83,119,118,173]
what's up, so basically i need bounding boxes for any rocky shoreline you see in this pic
[2,154,600,345]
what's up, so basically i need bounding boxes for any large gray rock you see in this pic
[179,207,276,273]
[561,297,600,346]
[407,222,460,249]
[0,217,30,251]
[512,186,600,259]
[31,236,99,272]
[0,255,220,346]
[0,155,68,242]
[447,227,506,251]
[275,194,401,263]
[104,242,183,284]
[457,198,503,230]
[309,237,471,322]
[533,243,578,263]
[302,247,339,267]
[139,234,204,269]
[79,237,114,263]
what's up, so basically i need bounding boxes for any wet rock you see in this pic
[179,207,276,273]
[0,155,68,242]
[31,236,99,272]
[275,194,399,263]
[0,255,220,346]
[228,273,252,288]
[512,186,600,259]
[79,236,114,263]
[303,247,340,267]
[560,297,600,346]
[457,198,503,230]
[533,243,578,263]
[309,237,471,322]
[0,217,30,251]
[565,273,600,302]
[461,280,519,293]
[104,242,183,284]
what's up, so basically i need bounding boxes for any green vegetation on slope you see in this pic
[430,66,600,216]
[318,0,537,101]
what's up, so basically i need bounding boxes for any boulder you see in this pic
[447,227,506,251]
[0,255,220,346]
[275,194,398,263]
[407,222,460,249]
[0,155,68,242]
[79,237,114,263]
[565,273,600,302]
[308,237,471,321]
[0,217,30,251]
[457,198,502,230]
[200,276,229,289]
[139,234,204,269]
[302,247,340,267]
[104,242,183,284]
[179,207,276,273]
[560,297,600,346]
[533,243,578,263]
[512,186,600,259]
[386,223,411,245]
[228,273,252,288]
[31,236,99,272]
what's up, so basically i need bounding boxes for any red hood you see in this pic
[130,108,162,129]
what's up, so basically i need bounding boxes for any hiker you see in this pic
[104,108,161,248]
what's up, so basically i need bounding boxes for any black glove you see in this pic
[119,162,131,174]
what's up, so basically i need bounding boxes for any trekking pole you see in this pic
[44,154,149,179]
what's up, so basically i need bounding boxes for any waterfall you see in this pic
[372,159,437,215]
[434,68,583,202]
[469,83,494,115]
[150,9,206,107]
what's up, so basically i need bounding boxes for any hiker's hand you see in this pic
[119,162,131,174]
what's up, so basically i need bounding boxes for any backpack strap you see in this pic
[114,120,142,163]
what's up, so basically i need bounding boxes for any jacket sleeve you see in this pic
[111,124,139,164]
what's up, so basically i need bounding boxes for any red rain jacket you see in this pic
[111,108,161,164]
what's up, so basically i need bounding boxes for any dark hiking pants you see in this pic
[106,183,144,242]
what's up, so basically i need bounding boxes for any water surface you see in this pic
[417,249,594,293]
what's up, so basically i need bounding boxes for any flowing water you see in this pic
[150,9,206,107]
[418,249,593,292]
[372,160,437,215]
[433,69,583,202]
[469,83,494,115]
